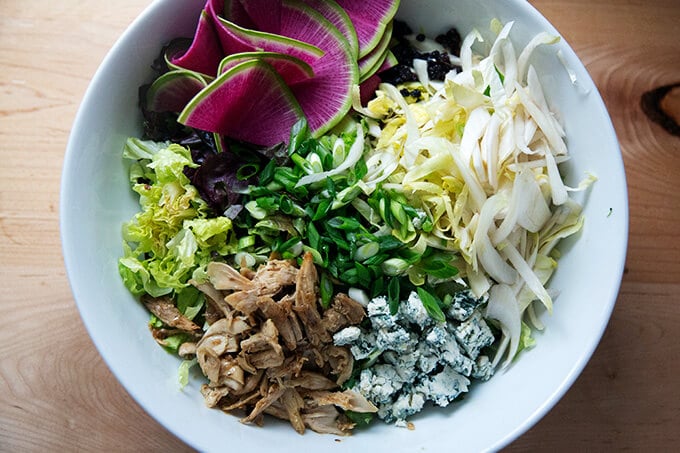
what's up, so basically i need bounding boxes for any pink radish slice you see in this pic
[358,51,398,105]
[236,0,282,33]
[223,0,256,29]
[211,15,324,67]
[335,0,400,58]
[178,59,305,147]
[300,0,359,59]
[145,70,208,112]
[278,0,358,136]
[358,21,393,82]
[170,10,224,76]
[205,0,268,55]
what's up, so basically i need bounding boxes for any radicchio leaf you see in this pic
[184,149,254,215]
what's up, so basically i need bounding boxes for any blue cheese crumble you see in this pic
[447,289,488,321]
[334,290,496,426]
[452,310,495,360]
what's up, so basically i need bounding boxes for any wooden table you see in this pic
[1,1,678,451]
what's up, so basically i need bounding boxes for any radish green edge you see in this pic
[304,0,359,60]
[217,51,315,78]
[164,40,215,82]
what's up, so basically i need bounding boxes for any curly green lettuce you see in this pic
[118,138,236,298]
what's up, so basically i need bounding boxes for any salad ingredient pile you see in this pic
[119,0,591,435]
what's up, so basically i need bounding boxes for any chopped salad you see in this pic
[118,0,592,435]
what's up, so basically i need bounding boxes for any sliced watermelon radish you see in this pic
[236,0,282,33]
[145,70,208,112]
[278,0,358,137]
[178,59,305,147]
[211,15,324,67]
[335,0,400,58]
[204,0,267,56]
[170,10,225,76]
[358,21,393,82]
[382,50,399,70]
[300,0,359,59]
[360,51,389,84]
[162,38,192,71]
[218,52,314,85]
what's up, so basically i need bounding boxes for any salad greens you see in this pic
[118,138,236,299]
[237,118,458,298]
[120,118,459,315]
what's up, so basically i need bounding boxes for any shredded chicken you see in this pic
[293,253,331,346]
[143,294,203,349]
[304,389,378,413]
[184,252,373,435]
[322,345,355,385]
[322,293,367,333]
[143,294,201,332]
[301,405,348,436]
[206,261,254,291]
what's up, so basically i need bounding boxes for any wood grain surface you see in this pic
[1,0,678,451]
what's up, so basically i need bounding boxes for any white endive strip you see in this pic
[486,283,521,369]
[350,85,380,119]
[527,66,566,138]
[517,32,560,82]
[543,144,569,205]
[413,58,430,88]
[474,195,517,284]
[502,40,518,95]
[502,242,553,312]
[488,21,514,61]
[515,82,567,155]
[498,115,515,162]
[523,115,539,147]
[460,29,484,73]
[380,82,421,166]
[513,112,533,155]
[482,112,502,190]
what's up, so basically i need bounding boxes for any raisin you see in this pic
[379,64,418,85]
[419,50,454,81]
[391,41,418,64]
[435,27,463,56]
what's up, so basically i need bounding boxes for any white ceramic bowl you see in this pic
[61,0,628,451]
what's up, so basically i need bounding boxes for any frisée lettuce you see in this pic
[118,138,236,299]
